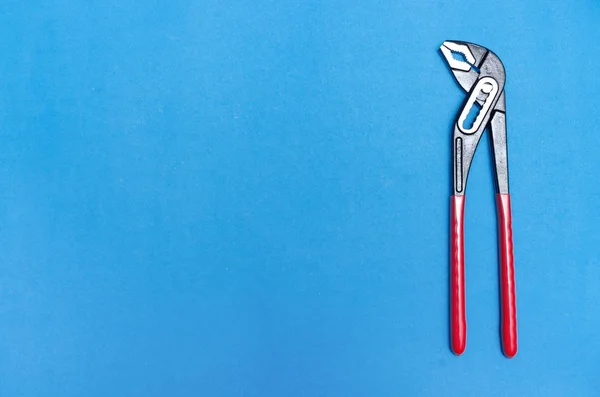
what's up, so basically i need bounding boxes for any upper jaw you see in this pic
[439,40,505,94]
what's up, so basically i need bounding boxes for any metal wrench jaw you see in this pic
[440,41,506,94]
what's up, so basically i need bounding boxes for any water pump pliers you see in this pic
[439,40,517,358]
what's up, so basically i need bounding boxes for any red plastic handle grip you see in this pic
[496,193,518,358]
[450,195,466,355]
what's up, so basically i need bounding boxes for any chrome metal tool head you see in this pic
[440,40,509,196]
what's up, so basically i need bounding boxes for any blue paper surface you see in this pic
[1,1,599,396]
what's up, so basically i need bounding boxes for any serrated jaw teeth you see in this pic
[440,41,476,72]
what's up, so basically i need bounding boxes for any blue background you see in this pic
[1,1,599,396]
